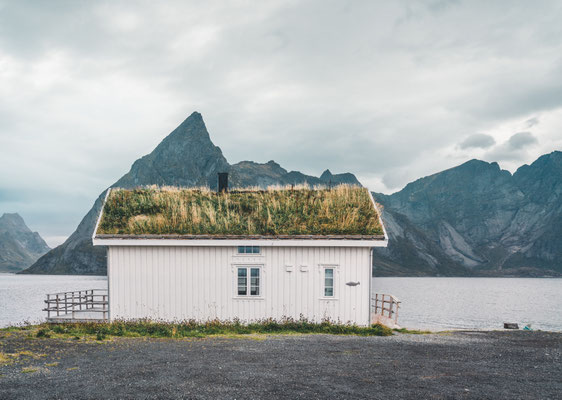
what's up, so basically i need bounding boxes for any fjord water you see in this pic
[1,274,561,331]
[0,274,107,328]
[372,277,562,331]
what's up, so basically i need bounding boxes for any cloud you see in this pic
[0,1,562,239]
[526,117,539,128]
[507,131,539,149]
[459,134,496,149]
[485,131,539,162]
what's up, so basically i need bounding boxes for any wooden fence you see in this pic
[44,289,108,322]
[371,293,401,324]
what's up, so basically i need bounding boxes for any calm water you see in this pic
[372,277,562,331]
[1,274,560,331]
[0,274,107,327]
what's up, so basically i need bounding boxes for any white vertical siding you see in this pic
[108,246,371,326]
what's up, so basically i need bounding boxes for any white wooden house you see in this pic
[92,179,388,326]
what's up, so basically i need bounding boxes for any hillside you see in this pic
[0,213,50,272]
[372,151,562,277]
[21,112,360,275]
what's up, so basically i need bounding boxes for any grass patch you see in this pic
[0,350,47,362]
[0,352,12,365]
[393,328,434,334]
[7,319,393,340]
[45,362,59,367]
[97,185,383,236]
[36,328,51,338]
[21,367,38,374]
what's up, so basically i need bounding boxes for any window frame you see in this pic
[319,264,339,300]
[324,267,335,297]
[234,265,263,299]
[237,245,261,255]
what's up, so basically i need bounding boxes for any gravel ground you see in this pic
[0,330,560,399]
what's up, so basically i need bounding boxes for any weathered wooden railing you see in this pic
[44,289,108,322]
[372,293,401,324]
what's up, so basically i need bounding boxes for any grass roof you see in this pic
[96,185,383,237]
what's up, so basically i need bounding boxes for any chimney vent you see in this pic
[218,172,228,192]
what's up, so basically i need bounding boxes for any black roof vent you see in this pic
[218,172,228,193]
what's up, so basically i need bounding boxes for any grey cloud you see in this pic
[485,131,539,162]
[508,131,538,150]
[459,133,496,149]
[526,117,539,128]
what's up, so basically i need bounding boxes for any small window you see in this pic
[237,246,260,254]
[237,267,260,296]
[324,268,334,297]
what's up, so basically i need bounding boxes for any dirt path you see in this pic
[0,330,560,399]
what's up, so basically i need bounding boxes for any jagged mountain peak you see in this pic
[166,111,208,141]
[0,212,26,225]
[114,112,229,189]
[397,157,511,198]
[515,150,562,176]
[320,169,332,180]
[0,213,33,235]
[0,213,50,272]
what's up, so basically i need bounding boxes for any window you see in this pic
[237,246,260,254]
[237,267,260,296]
[324,268,334,297]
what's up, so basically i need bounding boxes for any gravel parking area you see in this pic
[0,330,560,399]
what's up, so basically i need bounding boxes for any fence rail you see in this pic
[371,293,401,323]
[44,289,108,322]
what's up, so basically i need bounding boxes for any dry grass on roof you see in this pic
[97,184,383,236]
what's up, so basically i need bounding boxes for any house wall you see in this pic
[107,246,372,325]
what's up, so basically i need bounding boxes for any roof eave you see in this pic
[92,236,388,248]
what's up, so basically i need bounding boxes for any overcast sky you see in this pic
[1,0,561,247]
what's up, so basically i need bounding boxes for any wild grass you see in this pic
[0,352,11,365]
[4,319,393,340]
[97,184,383,236]
[393,328,434,334]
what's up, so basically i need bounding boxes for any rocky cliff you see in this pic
[22,112,360,275]
[0,213,50,272]
[372,151,562,277]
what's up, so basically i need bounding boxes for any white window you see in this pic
[237,267,260,296]
[238,246,260,254]
[324,268,334,297]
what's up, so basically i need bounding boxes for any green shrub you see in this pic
[36,328,51,338]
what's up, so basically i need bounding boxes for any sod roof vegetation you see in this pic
[96,185,384,238]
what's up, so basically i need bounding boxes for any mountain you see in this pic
[0,213,50,272]
[372,151,562,277]
[21,112,360,275]
[230,161,360,187]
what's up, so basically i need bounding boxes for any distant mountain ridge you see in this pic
[21,112,561,277]
[372,151,562,277]
[22,112,360,275]
[0,213,50,272]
